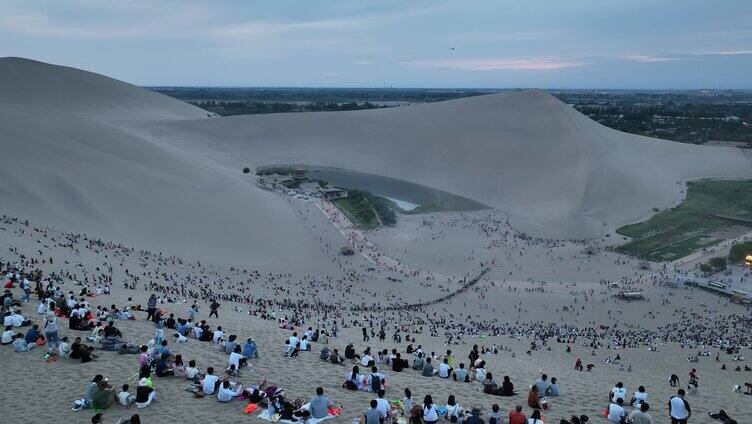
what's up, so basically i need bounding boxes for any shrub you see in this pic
[709,256,727,271]
[242,167,250,174]
[728,241,752,263]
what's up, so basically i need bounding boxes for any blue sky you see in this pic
[1,0,751,88]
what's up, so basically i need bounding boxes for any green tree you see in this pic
[728,241,752,263]
[709,256,727,271]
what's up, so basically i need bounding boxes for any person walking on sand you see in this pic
[668,389,691,424]
[146,295,157,321]
[209,299,220,318]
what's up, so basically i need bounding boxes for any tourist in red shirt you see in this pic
[509,405,527,424]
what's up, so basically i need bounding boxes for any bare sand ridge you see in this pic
[0,58,335,271]
[144,88,751,239]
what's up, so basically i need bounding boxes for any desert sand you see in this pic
[1,58,751,424]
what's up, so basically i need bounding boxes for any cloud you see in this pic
[352,60,375,65]
[621,54,683,63]
[405,57,583,71]
[693,50,752,56]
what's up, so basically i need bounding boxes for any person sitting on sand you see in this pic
[484,372,504,395]
[330,348,345,365]
[606,398,626,423]
[243,338,258,358]
[534,374,549,397]
[154,353,174,377]
[463,407,483,424]
[501,375,516,396]
[439,357,453,379]
[201,367,220,395]
[24,324,39,344]
[118,384,136,407]
[172,354,186,377]
[226,364,240,377]
[121,414,141,424]
[185,359,201,382]
[488,404,503,424]
[528,385,542,410]
[217,380,243,402]
[422,357,435,377]
[475,361,488,382]
[343,342,359,359]
[12,332,36,351]
[375,389,390,419]
[57,336,71,358]
[223,334,237,353]
[527,409,544,424]
[361,348,375,367]
[283,340,299,357]
[444,395,461,423]
[547,378,560,397]
[299,335,311,351]
[134,378,156,408]
[509,405,527,424]
[630,386,647,409]
[412,352,425,371]
[302,387,329,419]
[610,382,627,403]
[1,325,14,345]
[364,399,384,424]
[229,344,247,370]
[91,378,115,411]
[453,363,470,382]
[343,366,362,391]
[422,395,439,424]
[627,401,652,424]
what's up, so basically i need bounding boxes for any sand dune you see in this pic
[0,57,750,267]
[145,89,752,238]
[0,58,332,271]
[0,57,209,122]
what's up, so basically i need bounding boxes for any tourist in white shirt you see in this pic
[202,367,220,395]
[299,336,310,351]
[607,398,627,423]
[361,349,375,367]
[1,326,14,344]
[444,395,461,421]
[668,389,691,423]
[288,332,300,348]
[611,381,627,403]
[118,384,136,406]
[217,380,243,402]
[438,358,453,378]
[422,395,439,424]
[185,360,201,382]
[213,326,225,344]
[375,390,390,418]
[229,345,247,369]
[631,385,648,409]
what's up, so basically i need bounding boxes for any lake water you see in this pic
[260,164,486,213]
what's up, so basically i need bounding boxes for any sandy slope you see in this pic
[144,90,752,239]
[0,57,210,122]
[0,58,333,270]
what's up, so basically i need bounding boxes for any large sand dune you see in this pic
[1,57,750,266]
[0,58,332,270]
[146,88,752,238]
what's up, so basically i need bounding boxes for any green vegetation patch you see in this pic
[615,180,752,261]
[333,190,396,230]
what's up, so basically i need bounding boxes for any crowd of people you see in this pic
[1,209,750,424]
